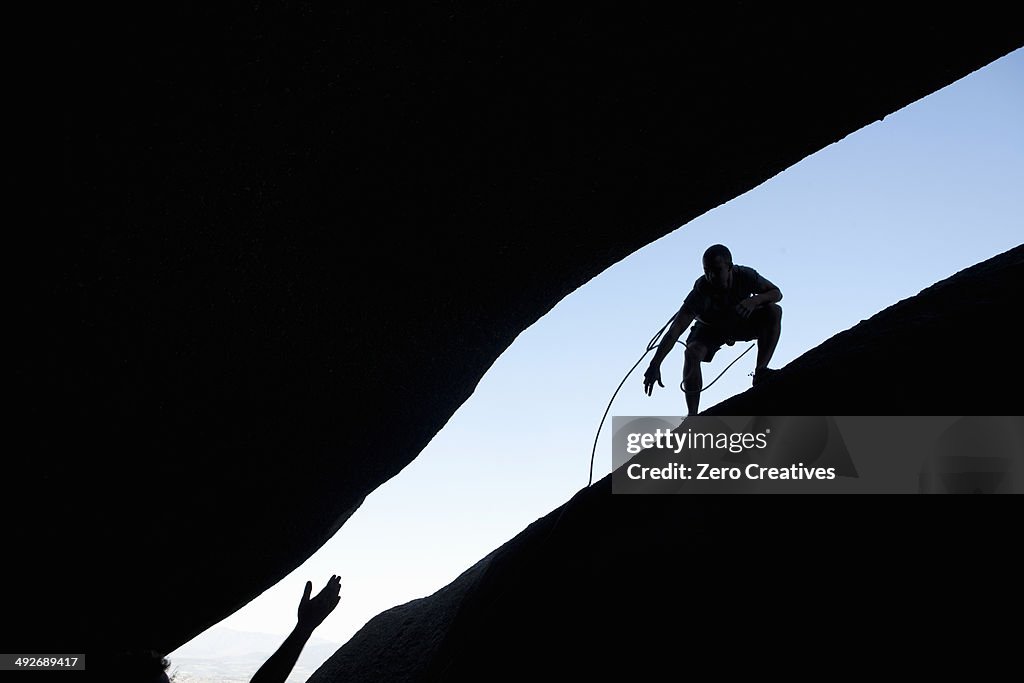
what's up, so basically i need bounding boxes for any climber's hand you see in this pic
[643,365,664,396]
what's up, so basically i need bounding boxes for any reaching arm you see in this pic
[651,308,694,368]
[644,307,695,395]
[248,625,315,683]
[250,576,342,683]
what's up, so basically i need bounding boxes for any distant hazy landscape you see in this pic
[168,627,341,683]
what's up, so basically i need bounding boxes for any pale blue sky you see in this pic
[172,48,1022,660]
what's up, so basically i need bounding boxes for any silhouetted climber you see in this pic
[643,244,782,415]
[106,575,342,683]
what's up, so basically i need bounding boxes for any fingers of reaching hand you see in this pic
[315,576,338,599]
[318,575,341,608]
[297,576,342,625]
[643,370,663,395]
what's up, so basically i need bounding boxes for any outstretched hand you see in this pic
[297,575,341,632]
[643,365,664,396]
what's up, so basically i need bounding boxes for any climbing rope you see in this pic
[586,315,755,486]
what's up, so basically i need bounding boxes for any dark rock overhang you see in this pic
[11,3,1022,655]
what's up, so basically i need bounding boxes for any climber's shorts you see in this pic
[685,305,778,363]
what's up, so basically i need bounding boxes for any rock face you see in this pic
[308,247,1024,682]
[12,3,1022,656]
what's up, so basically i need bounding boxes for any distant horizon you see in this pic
[170,626,342,683]
[177,625,344,647]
